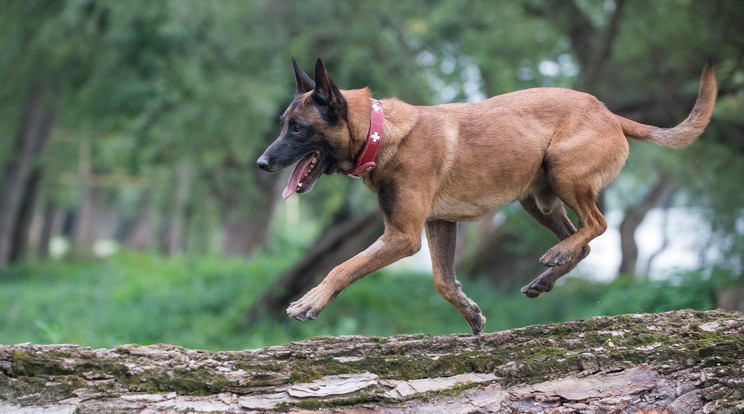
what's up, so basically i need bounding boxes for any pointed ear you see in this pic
[312,58,348,122]
[292,57,315,94]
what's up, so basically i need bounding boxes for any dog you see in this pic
[257,57,716,334]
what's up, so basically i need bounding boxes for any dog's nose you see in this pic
[256,156,271,171]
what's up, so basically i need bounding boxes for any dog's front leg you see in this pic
[286,226,422,321]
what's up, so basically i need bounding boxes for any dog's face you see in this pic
[257,58,352,199]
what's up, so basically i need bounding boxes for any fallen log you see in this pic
[1,309,742,413]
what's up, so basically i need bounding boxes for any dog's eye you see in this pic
[292,124,303,133]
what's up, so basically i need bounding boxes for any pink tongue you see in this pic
[282,153,315,200]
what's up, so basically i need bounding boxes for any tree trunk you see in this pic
[0,85,56,268]
[1,310,742,413]
[71,139,101,258]
[71,185,105,258]
[160,162,191,256]
[220,213,270,258]
[37,199,61,259]
[618,173,676,276]
[247,210,384,322]
[718,284,744,314]
[8,168,43,262]
[221,172,280,259]
[124,191,157,251]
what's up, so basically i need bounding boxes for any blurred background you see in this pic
[1,0,743,351]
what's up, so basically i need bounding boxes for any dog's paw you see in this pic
[469,313,487,335]
[286,303,318,321]
[539,246,574,267]
[286,287,329,321]
[521,276,555,298]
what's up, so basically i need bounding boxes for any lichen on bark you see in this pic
[0,309,742,413]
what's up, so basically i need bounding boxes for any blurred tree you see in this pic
[617,172,676,276]
[1,1,290,262]
[0,0,742,319]
[0,0,105,267]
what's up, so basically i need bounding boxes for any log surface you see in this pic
[1,310,743,413]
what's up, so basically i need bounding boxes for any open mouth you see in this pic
[282,150,324,199]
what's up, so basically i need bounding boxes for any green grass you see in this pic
[0,253,717,351]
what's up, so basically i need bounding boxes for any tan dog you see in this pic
[257,58,716,334]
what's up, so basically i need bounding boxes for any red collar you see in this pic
[346,99,383,177]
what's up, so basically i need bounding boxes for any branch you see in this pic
[1,310,742,412]
[618,172,677,275]
[581,0,628,91]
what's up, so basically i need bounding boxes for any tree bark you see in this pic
[0,310,742,413]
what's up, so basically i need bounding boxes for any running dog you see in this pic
[257,58,716,334]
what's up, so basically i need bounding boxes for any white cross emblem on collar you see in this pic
[372,102,381,112]
[370,131,381,143]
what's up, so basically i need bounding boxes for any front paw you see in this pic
[287,305,318,321]
[286,287,330,321]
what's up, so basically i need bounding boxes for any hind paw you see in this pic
[521,277,555,298]
[539,246,574,267]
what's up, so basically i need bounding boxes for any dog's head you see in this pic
[257,58,353,199]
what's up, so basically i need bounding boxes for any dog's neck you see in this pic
[343,88,419,180]
[344,88,376,152]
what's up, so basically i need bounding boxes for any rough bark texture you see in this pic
[1,310,742,413]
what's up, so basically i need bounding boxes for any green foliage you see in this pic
[1,1,742,349]
[0,254,718,351]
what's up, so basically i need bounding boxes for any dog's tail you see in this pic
[616,63,717,148]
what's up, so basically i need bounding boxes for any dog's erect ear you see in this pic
[312,58,348,122]
[292,57,315,94]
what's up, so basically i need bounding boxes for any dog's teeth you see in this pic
[297,183,303,189]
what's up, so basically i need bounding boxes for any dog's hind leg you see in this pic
[522,244,590,298]
[425,220,486,335]
[521,182,604,298]
[519,194,576,242]
[519,194,590,298]
[539,181,607,269]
